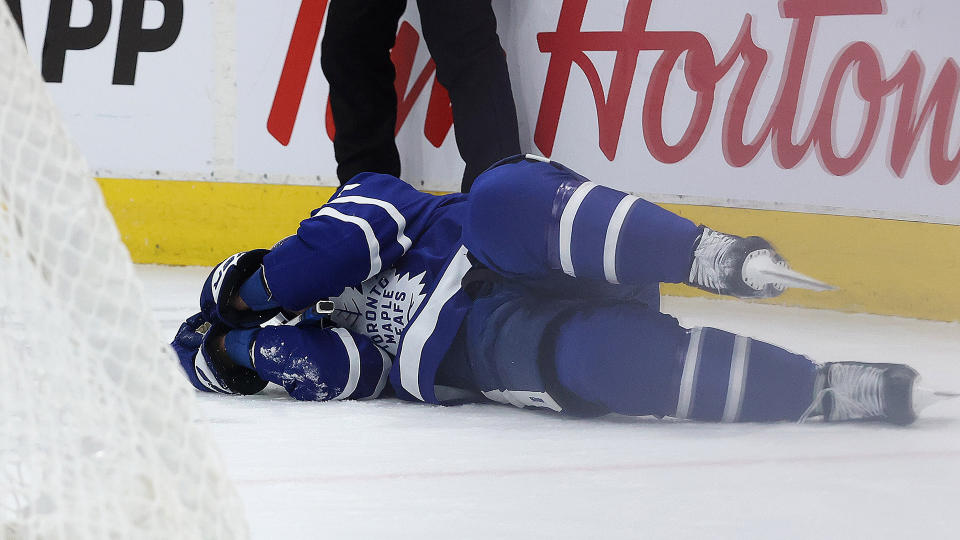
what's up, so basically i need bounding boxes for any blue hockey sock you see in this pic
[223,328,258,370]
[552,313,818,422]
[672,327,818,422]
[466,157,701,284]
[552,180,701,284]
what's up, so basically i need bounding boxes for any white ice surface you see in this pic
[142,265,960,540]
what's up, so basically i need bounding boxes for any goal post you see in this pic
[0,4,248,539]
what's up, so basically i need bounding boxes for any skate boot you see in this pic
[686,227,833,298]
[807,362,922,425]
[686,227,787,298]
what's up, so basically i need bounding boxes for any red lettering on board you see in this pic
[267,0,328,146]
[535,0,960,184]
[269,0,959,185]
[269,2,452,148]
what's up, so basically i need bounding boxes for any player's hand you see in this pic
[171,312,268,395]
[230,294,251,312]
[200,250,281,328]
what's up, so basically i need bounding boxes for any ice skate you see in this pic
[687,227,833,298]
[804,361,956,426]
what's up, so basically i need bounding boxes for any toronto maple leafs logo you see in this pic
[329,268,427,355]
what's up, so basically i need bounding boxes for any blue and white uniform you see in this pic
[231,155,818,422]
[258,172,471,404]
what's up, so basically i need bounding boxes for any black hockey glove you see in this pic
[171,312,268,395]
[200,250,282,328]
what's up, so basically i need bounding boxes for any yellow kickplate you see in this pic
[97,178,337,266]
[660,204,960,322]
[97,178,960,322]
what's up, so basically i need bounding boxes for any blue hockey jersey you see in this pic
[235,159,829,425]
[262,173,473,404]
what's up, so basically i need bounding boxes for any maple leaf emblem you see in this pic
[329,268,427,355]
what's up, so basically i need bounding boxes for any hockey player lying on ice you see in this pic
[172,154,948,425]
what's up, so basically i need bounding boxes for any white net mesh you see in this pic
[0,5,248,539]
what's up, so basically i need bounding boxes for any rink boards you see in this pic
[98,177,960,321]
[13,0,960,321]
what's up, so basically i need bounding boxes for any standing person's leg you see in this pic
[321,0,407,184]
[416,0,521,191]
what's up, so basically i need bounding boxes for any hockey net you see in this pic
[0,6,247,540]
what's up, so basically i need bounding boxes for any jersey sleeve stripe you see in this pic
[311,207,383,279]
[603,194,638,284]
[330,328,361,400]
[398,245,472,401]
[558,182,597,277]
[360,346,392,400]
[326,195,413,252]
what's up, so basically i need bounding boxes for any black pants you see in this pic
[320,0,521,191]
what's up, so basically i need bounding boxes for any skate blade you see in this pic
[913,386,959,413]
[743,255,836,292]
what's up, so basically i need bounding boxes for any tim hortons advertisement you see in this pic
[22,0,960,223]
